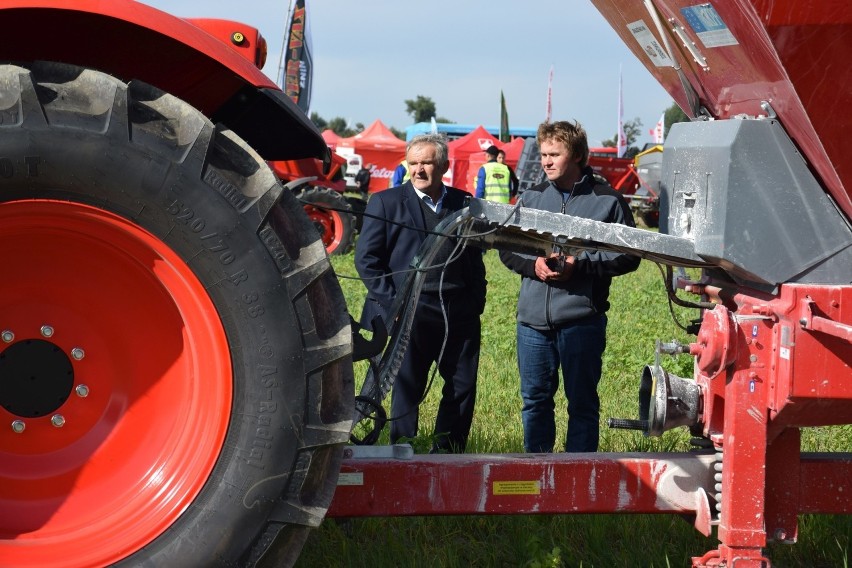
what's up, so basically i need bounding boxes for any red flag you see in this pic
[280,0,313,114]
[653,112,665,143]
[616,67,627,158]
[545,65,553,123]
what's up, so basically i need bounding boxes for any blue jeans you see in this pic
[516,317,607,452]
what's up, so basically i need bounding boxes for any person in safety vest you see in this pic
[475,145,512,202]
[497,149,520,200]
[389,159,410,187]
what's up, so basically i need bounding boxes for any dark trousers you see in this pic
[516,316,607,453]
[390,295,481,452]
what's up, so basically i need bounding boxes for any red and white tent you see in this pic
[445,126,501,194]
[321,129,341,151]
[337,120,406,192]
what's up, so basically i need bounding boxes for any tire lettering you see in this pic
[253,431,272,448]
[167,201,235,265]
[246,447,265,469]
[205,239,228,252]
[255,427,273,441]
[25,156,40,177]
[0,158,12,178]
[204,169,249,211]
[258,364,277,379]
[228,269,248,286]
[242,291,266,318]
[258,226,292,271]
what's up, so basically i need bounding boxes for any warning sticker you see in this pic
[681,4,739,48]
[337,472,364,486]
[626,20,674,68]
[493,480,541,496]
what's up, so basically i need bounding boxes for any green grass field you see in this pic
[295,250,851,568]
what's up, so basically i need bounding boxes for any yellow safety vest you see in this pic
[481,162,511,203]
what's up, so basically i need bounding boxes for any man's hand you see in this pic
[535,254,575,282]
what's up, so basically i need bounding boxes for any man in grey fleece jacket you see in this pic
[499,120,640,453]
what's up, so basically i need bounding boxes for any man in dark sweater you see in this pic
[355,133,487,452]
[499,120,639,453]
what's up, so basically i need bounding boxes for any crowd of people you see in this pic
[354,119,638,454]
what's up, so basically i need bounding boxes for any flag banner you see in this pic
[499,91,510,142]
[653,112,665,143]
[282,0,313,114]
[616,68,627,158]
[545,65,554,123]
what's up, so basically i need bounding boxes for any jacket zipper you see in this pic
[545,192,571,328]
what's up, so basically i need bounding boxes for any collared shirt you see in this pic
[414,185,447,213]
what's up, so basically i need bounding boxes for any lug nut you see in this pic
[11,420,26,433]
[76,384,90,398]
[1,330,13,343]
[40,325,55,338]
[71,348,85,360]
[51,414,66,428]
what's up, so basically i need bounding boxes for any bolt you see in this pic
[51,414,66,428]
[40,325,54,338]
[75,384,90,398]
[1,330,13,343]
[71,348,85,360]
[774,528,787,541]
[11,420,26,433]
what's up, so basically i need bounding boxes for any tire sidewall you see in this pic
[0,109,309,565]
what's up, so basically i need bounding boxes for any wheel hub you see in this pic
[0,338,74,418]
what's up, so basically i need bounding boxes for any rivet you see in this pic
[40,325,55,338]
[71,348,85,360]
[75,384,90,398]
[11,420,26,433]
[51,414,66,428]
[1,330,13,343]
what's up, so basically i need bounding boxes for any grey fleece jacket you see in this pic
[499,167,640,330]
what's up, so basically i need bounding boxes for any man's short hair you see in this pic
[485,144,500,158]
[407,133,449,165]
[537,120,589,168]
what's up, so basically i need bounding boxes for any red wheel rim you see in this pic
[304,204,344,253]
[0,200,232,566]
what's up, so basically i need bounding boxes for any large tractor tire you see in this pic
[299,186,355,256]
[0,62,353,567]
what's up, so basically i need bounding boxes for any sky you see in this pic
[143,0,675,146]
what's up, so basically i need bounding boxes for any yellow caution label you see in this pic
[493,480,540,495]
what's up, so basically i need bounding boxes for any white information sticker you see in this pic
[626,20,674,68]
[337,472,364,486]
[681,4,739,48]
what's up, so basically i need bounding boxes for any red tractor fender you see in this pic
[1,0,328,164]
[271,154,348,194]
